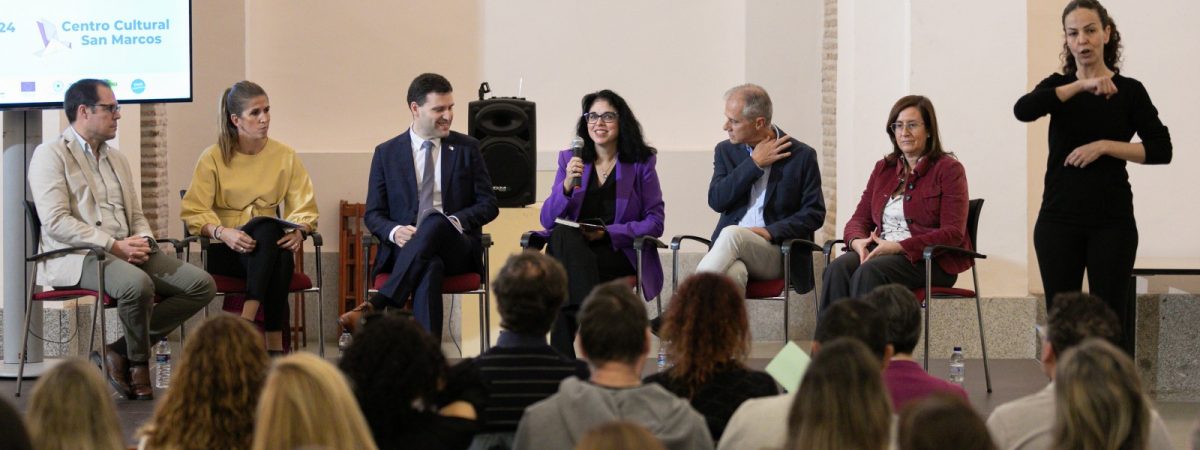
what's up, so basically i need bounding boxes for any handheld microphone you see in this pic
[569,136,585,189]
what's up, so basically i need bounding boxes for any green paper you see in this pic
[766,341,811,393]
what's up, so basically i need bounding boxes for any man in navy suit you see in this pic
[341,73,498,339]
[696,84,825,296]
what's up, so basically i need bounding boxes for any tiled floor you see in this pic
[1,341,1197,448]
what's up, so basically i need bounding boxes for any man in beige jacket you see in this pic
[28,79,214,400]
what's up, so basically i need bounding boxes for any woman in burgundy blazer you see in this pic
[820,95,972,310]
[539,89,665,357]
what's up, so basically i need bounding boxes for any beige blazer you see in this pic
[27,126,153,287]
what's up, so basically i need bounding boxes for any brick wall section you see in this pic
[821,0,838,240]
[140,104,169,237]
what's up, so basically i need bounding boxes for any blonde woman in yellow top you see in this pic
[182,80,318,355]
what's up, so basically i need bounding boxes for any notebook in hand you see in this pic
[553,217,606,232]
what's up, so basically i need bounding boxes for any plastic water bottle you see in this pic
[949,346,965,385]
[656,341,670,372]
[337,331,353,354]
[154,338,172,389]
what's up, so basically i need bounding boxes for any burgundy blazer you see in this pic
[539,149,666,299]
[844,155,973,275]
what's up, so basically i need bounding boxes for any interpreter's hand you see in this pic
[563,156,585,193]
[1065,140,1109,168]
[111,236,151,265]
[864,231,904,262]
[749,227,772,242]
[392,225,417,247]
[276,228,306,252]
[581,227,606,242]
[751,134,793,168]
[850,236,872,264]
[1077,76,1118,99]
[221,228,257,254]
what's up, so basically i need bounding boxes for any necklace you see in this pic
[596,160,616,182]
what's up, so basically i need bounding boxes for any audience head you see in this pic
[140,315,270,450]
[575,89,656,163]
[898,393,996,450]
[217,80,270,162]
[862,284,922,355]
[252,353,377,450]
[661,272,750,397]
[1044,292,1120,375]
[1052,338,1149,450]
[723,84,774,146]
[578,280,649,367]
[785,338,892,450]
[0,398,33,450]
[1060,0,1122,75]
[575,421,667,450]
[885,95,947,162]
[494,251,569,335]
[813,298,891,363]
[27,358,124,450]
[338,314,446,443]
[406,73,455,139]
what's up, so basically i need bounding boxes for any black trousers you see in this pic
[820,252,957,313]
[375,214,477,339]
[546,226,635,358]
[207,221,293,332]
[1034,216,1138,352]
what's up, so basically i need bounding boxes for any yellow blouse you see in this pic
[181,139,319,236]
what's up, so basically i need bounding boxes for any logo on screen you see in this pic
[131,79,146,94]
[35,19,73,57]
[21,82,36,93]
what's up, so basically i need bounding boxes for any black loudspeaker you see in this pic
[468,98,536,207]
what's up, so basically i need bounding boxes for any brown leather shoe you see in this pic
[129,364,154,400]
[91,344,131,399]
[338,301,375,334]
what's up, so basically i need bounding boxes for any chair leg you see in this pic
[316,289,325,358]
[972,268,992,393]
[923,263,932,371]
[16,265,38,397]
[478,292,487,355]
[96,263,109,390]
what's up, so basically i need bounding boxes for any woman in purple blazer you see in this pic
[540,89,665,358]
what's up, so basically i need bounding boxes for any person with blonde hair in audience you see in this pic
[1052,338,1153,450]
[251,353,378,450]
[137,315,270,450]
[515,280,713,450]
[987,292,1172,450]
[643,272,778,440]
[898,393,996,450]
[26,358,125,450]
[783,337,892,450]
[340,313,483,450]
[575,421,667,450]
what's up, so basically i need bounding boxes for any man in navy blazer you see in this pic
[341,73,499,339]
[696,84,825,296]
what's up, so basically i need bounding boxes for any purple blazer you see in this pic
[539,149,666,300]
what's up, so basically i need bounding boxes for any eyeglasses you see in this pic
[90,103,121,114]
[583,112,618,124]
[890,121,923,133]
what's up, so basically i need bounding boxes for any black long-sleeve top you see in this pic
[1014,73,1172,225]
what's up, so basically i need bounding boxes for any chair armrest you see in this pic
[28,245,107,262]
[520,231,546,251]
[306,231,324,248]
[154,237,181,250]
[822,239,846,257]
[669,235,713,251]
[781,238,822,256]
[481,233,493,248]
[634,236,667,251]
[922,244,986,261]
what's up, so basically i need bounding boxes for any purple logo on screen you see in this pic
[21,82,35,92]
[35,19,72,57]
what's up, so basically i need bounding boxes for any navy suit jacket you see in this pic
[364,130,499,275]
[707,129,825,294]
